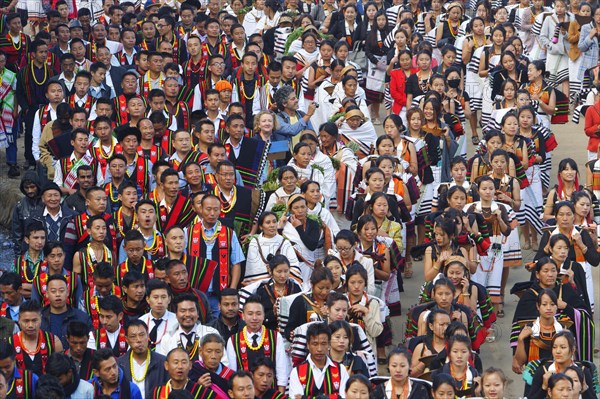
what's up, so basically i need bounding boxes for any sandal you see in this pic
[377,358,387,365]
[404,262,413,279]
[471,135,480,145]
[496,302,505,318]
[522,240,531,250]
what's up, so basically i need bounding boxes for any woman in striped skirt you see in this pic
[478,26,506,130]
[462,17,490,143]
[538,0,573,96]
[517,105,550,249]
[487,149,521,317]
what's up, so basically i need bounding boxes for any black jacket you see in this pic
[117,349,168,396]
[11,171,43,256]
[30,203,77,244]
[107,65,127,97]
[40,306,93,348]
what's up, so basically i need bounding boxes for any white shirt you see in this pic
[131,358,147,398]
[158,324,228,366]
[33,104,59,160]
[139,310,179,346]
[59,72,75,92]
[288,355,349,398]
[43,207,63,221]
[225,138,242,159]
[87,328,120,350]
[53,151,105,188]
[226,327,290,388]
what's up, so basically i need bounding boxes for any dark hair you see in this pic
[322,285,346,305]
[219,288,238,301]
[537,288,558,306]
[306,322,331,341]
[122,270,145,287]
[553,201,575,216]
[172,293,201,315]
[549,233,570,249]
[20,299,42,314]
[490,148,510,164]
[345,374,372,393]
[242,295,264,311]
[43,241,64,257]
[548,373,573,390]
[447,333,472,354]
[25,220,46,238]
[67,320,90,338]
[92,348,116,371]
[432,276,456,296]
[229,371,254,390]
[145,279,170,297]
[335,229,357,246]
[0,272,21,290]
[426,308,451,337]
[534,256,558,273]
[387,346,412,365]
[45,353,74,378]
[345,263,368,286]
[98,295,124,315]
[125,319,148,334]
[278,165,298,181]
[94,262,115,279]
[267,254,290,272]
[432,373,456,393]
[356,215,377,235]
[0,341,16,360]
[552,330,576,353]
[47,274,68,288]
[250,357,276,373]
[310,265,334,286]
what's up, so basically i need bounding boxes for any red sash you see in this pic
[137,145,161,164]
[12,331,54,372]
[15,256,47,284]
[184,59,203,87]
[187,222,230,292]
[114,94,129,124]
[161,129,174,155]
[0,302,7,318]
[38,105,51,130]
[97,327,128,357]
[118,259,155,285]
[157,195,193,232]
[297,361,342,399]
[68,94,93,113]
[94,144,115,177]
[233,327,272,371]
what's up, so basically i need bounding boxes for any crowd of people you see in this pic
[1,0,600,396]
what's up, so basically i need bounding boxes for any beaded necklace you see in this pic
[130,349,151,382]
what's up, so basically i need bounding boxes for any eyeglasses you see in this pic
[336,246,353,252]
[210,62,226,67]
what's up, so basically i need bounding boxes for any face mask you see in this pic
[447,78,461,88]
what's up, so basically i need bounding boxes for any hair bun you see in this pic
[266,254,274,262]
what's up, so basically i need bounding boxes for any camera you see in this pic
[491,243,502,251]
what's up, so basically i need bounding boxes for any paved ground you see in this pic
[0,118,597,398]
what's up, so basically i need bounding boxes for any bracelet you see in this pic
[461,293,470,297]
[433,265,440,271]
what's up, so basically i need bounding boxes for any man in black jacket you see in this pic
[31,183,77,243]
[11,171,42,255]
[117,319,168,398]
[40,275,92,348]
